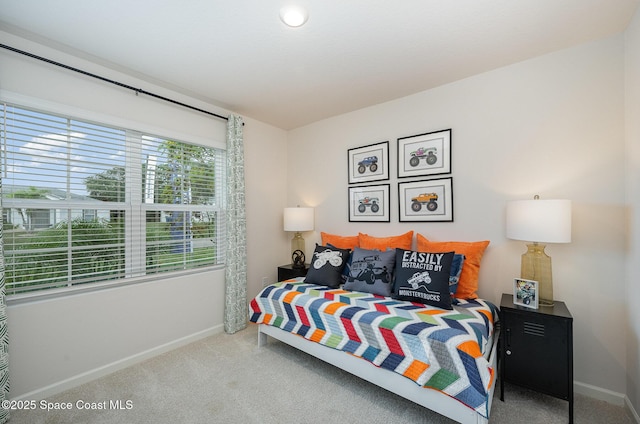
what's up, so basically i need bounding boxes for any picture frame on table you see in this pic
[513,278,539,309]
[347,141,389,184]
[348,184,390,222]
[398,177,453,222]
[397,129,451,178]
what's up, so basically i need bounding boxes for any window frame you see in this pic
[1,101,227,301]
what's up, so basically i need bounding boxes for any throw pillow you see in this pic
[393,248,454,309]
[358,231,413,250]
[449,254,465,296]
[321,232,360,250]
[304,244,351,288]
[343,247,396,297]
[416,234,489,299]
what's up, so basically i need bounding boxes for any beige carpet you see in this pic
[9,324,636,423]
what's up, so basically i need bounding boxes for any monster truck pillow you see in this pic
[305,244,351,288]
[393,248,455,310]
[343,247,395,297]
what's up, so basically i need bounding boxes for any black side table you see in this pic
[500,293,574,423]
[277,264,308,281]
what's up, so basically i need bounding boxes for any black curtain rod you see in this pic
[0,43,230,122]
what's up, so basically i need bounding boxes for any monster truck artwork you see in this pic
[313,249,344,269]
[407,271,432,289]
[411,192,438,212]
[409,147,437,167]
[358,196,380,213]
[357,156,378,174]
[348,254,391,285]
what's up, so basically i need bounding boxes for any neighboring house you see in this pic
[2,184,109,230]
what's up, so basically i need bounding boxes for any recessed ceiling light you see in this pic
[279,5,308,27]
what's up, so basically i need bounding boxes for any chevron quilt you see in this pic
[249,278,498,417]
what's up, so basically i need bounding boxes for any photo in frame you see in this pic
[513,278,539,309]
[398,177,453,222]
[397,129,451,178]
[348,184,390,222]
[347,141,389,184]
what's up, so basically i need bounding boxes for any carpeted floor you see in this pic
[9,325,636,423]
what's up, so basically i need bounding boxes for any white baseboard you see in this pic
[575,380,640,423]
[626,396,640,424]
[574,380,626,406]
[12,325,224,402]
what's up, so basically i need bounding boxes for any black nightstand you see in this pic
[500,293,573,423]
[277,264,308,281]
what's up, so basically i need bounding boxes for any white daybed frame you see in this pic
[258,323,499,424]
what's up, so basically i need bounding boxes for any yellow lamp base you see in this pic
[521,243,554,306]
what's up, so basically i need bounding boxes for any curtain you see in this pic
[0,179,9,423]
[224,115,248,334]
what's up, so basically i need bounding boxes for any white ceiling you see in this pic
[1,0,638,129]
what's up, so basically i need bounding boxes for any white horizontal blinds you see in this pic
[141,136,223,274]
[1,103,225,296]
[1,104,128,294]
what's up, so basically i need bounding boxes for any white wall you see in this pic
[287,36,628,400]
[625,6,640,416]
[0,31,289,398]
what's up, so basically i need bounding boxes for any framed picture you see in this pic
[348,184,390,222]
[513,278,539,309]
[397,129,451,178]
[398,177,453,222]
[347,141,389,184]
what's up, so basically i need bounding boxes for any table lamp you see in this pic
[284,207,314,268]
[506,196,571,306]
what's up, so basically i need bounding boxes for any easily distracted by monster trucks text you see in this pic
[411,193,438,212]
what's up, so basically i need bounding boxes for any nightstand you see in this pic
[500,293,574,423]
[277,264,308,281]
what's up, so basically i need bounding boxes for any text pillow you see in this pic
[393,248,454,310]
[305,244,351,288]
[343,247,396,297]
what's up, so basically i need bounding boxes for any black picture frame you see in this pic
[398,177,453,222]
[397,129,451,178]
[348,184,390,222]
[347,141,390,184]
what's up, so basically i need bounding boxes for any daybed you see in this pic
[249,232,499,424]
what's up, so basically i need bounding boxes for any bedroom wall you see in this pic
[0,31,289,398]
[287,35,628,401]
[625,6,640,417]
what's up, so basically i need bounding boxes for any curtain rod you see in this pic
[0,43,230,122]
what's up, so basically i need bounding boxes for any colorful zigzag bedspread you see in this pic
[249,278,499,417]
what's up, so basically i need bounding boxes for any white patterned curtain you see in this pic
[0,179,9,423]
[224,115,247,334]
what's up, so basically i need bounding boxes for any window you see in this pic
[0,103,226,296]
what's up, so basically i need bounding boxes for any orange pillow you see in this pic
[321,232,360,250]
[416,234,489,299]
[359,231,413,251]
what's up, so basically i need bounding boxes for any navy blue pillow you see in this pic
[393,248,454,310]
[449,254,465,296]
[304,244,351,288]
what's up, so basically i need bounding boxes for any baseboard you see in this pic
[574,381,640,422]
[626,396,640,424]
[12,325,224,401]
[574,380,626,406]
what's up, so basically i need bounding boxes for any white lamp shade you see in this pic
[284,207,314,232]
[506,199,572,243]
